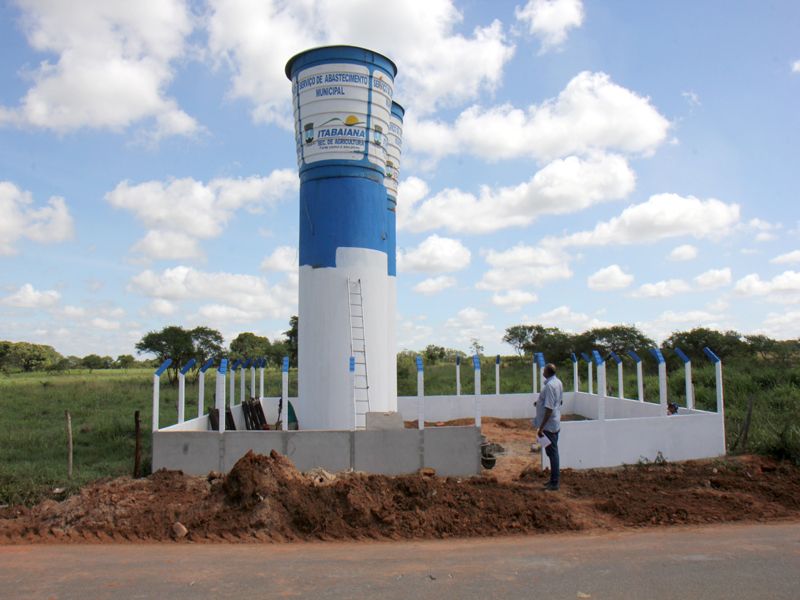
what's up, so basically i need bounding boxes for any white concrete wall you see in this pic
[571,392,664,420]
[298,247,395,431]
[557,412,725,468]
[397,392,538,422]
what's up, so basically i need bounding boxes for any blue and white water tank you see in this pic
[285,46,402,430]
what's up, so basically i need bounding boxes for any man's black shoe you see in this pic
[543,483,559,491]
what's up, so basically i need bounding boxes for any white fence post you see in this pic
[537,353,546,392]
[239,362,246,405]
[216,359,227,433]
[198,358,214,418]
[532,355,538,393]
[673,347,693,409]
[177,358,195,424]
[258,358,265,399]
[650,348,667,416]
[627,350,644,402]
[704,347,726,452]
[495,355,500,395]
[570,353,579,392]
[473,355,481,428]
[455,355,461,396]
[152,359,172,432]
[250,361,256,399]
[609,352,623,399]
[281,357,289,431]
[416,356,424,430]
[582,353,593,394]
[229,359,239,408]
[592,351,606,421]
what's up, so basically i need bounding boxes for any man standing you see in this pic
[535,363,563,491]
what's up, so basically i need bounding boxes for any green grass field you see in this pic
[1,358,798,505]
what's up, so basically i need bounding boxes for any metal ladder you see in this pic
[348,277,370,429]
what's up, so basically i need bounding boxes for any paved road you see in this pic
[2,522,799,599]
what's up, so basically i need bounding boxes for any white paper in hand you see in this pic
[537,434,551,449]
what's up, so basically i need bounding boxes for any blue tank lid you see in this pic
[285,45,397,80]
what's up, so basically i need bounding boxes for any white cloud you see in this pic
[407,71,670,163]
[207,0,514,125]
[529,305,610,332]
[693,267,731,290]
[398,235,471,273]
[792,60,800,73]
[733,270,800,304]
[747,218,780,242]
[260,246,298,272]
[554,193,740,248]
[761,310,800,339]
[631,279,690,298]
[413,275,456,295]
[491,289,538,311]
[0,181,74,255]
[668,244,698,261]
[400,153,635,234]
[771,250,800,265]
[587,264,633,291]
[1,283,60,308]
[397,317,433,350]
[106,170,297,259]
[91,317,120,331]
[681,91,701,107]
[1,0,199,139]
[149,298,177,316]
[443,307,499,348]
[515,0,584,53]
[61,305,86,318]
[129,265,297,321]
[477,244,572,291]
[639,309,728,342]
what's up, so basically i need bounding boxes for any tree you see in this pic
[7,342,61,372]
[0,341,11,373]
[115,354,136,369]
[190,326,224,365]
[284,316,298,366]
[664,328,747,362]
[423,344,446,364]
[469,338,484,356]
[81,354,106,371]
[576,325,655,356]
[502,325,535,355]
[229,332,271,361]
[135,326,195,383]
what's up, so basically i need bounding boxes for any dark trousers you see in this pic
[544,430,560,486]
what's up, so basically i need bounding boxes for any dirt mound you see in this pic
[1,452,798,544]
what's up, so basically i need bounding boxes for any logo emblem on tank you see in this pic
[304,123,314,144]
[373,124,383,146]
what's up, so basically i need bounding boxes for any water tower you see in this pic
[285,46,403,430]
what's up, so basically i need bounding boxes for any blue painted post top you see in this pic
[591,350,604,365]
[231,359,242,371]
[200,358,215,373]
[703,347,721,363]
[282,357,290,372]
[473,355,481,370]
[649,348,665,364]
[415,356,423,372]
[570,352,578,363]
[243,358,253,369]
[608,351,622,364]
[349,356,355,372]
[456,355,461,365]
[580,352,591,363]
[218,358,228,374]
[154,359,172,377]
[536,353,546,368]
[179,358,196,375]
[627,350,641,363]
[495,354,501,365]
[673,347,691,364]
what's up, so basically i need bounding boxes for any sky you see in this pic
[1,0,799,359]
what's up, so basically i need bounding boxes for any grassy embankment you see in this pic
[1,358,798,505]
